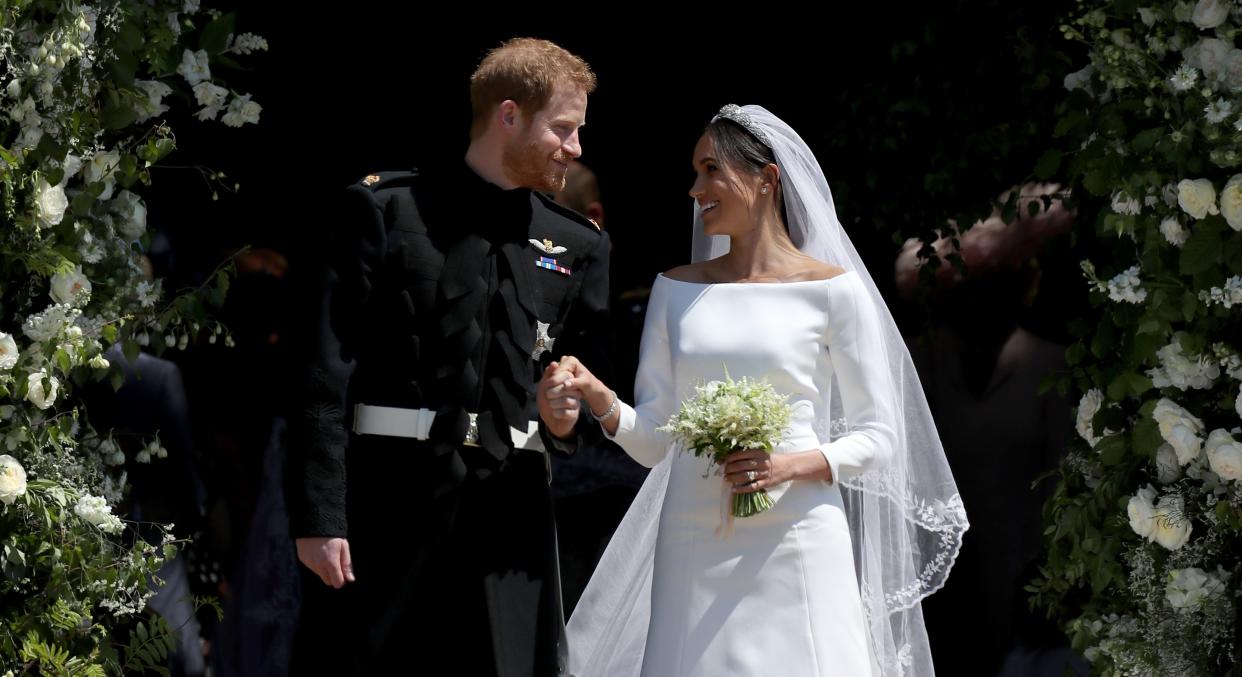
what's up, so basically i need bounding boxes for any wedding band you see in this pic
[745,470,757,482]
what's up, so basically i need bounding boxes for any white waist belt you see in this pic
[352,404,544,452]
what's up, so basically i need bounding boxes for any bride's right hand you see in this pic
[555,355,614,419]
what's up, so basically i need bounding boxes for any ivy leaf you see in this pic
[1035,149,1063,180]
[1180,225,1222,275]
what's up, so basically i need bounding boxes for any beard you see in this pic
[502,136,570,193]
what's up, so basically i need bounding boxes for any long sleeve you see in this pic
[604,278,674,468]
[285,184,386,538]
[819,274,897,483]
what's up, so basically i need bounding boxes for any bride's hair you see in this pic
[705,118,789,228]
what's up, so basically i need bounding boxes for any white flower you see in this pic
[1076,389,1110,448]
[83,150,120,200]
[25,369,59,410]
[1151,494,1192,550]
[1156,444,1182,483]
[1166,567,1225,611]
[73,494,122,534]
[166,11,181,35]
[89,353,109,370]
[1153,398,1205,465]
[1201,276,1242,308]
[1192,0,1230,29]
[1128,484,1158,538]
[220,93,261,127]
[146,440,167,460]
[1106,265,1147,304]
[135,448,151,464]
[1206,429,1242,481]
[1138,7,1160,26]
[34,178,68,228]
[0,455,27,505]
[1178,178,1219,220]
[112,190,146,242]
[1236,386,1242,419]
[177,49,211,86]
[183,0,200,13]
[0,333,17,370]
[1204,98,1234,124]
[1221,50,1242,92]
[192,81,228,109]
[1222,175,1242,231]
[1110,190,1142,215]
[135,280,160,308]
[228,33,269,55]
[60,154,83,183]
[1185,38,1232,80]
[99,438,124,466]
[1064,64,1095,91]
[1160,217,1188,247]
[132,79,172,123]
[1148,335,1220,391]
[49,266,91,305]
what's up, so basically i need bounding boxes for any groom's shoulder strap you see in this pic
[353,169,421,194]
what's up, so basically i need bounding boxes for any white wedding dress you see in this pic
[570,270,897,677]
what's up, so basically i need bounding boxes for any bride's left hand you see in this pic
[723,449,831,492]
[722,450,791,493]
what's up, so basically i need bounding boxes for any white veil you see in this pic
[567,105,968,677]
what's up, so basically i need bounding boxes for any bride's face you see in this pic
[688,134,764,236]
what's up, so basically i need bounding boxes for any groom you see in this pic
[287,38,610,676]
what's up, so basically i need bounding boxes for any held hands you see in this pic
[296,536,355,588]
[537,356,615,438]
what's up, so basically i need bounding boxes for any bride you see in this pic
[540,105,968,676]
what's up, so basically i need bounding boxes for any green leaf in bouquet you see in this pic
[1096,434,1127,466]
[1131,127,1163,154]
[1130,417,1161,459]
[1180,223,1222,275]
[199,12,237,55]
[1035,149,1062,180]
[1054,110,1086,138]
[1083,171,1113,196]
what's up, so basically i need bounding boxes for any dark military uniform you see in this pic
[287,160,610,676]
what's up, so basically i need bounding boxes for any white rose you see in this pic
[192,81,228,109]
[0,455,27,505]
[176,49,210,86]
[25,369,58,410]
[1220,49,1242,92]
[1156,444,1182,483]
[112,190,146,242]
[83,150,119,200]
[49,266,91,305]
[1192,0,1230,29]
[34,178,68,228]
[1185,38,1232,80]
[1165,567,1224,611]
[1151,494,1193,550]
[1220,175,1242,231]
[0,333,17,370]
[1153,398,1205,465]
[1206,429,1242,481]
[1064,64,1095,91]
[1178,178,1219,220]
[1128,484,1158,538]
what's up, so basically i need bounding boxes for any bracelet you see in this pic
[588,389,618,421]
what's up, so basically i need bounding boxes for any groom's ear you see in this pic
[498,100,521,134]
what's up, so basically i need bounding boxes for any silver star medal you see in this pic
[532,321,555,360]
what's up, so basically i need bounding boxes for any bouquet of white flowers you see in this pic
[659,371,792,518]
